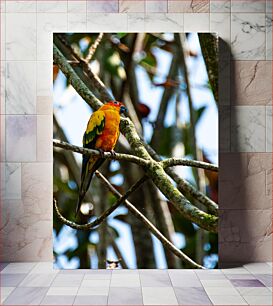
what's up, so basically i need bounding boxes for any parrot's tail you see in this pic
[75,171,93,217]
[75,157,106,217]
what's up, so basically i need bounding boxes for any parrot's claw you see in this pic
[109,150,116,157]
[97,148,105,158]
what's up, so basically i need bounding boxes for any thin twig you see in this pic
[53,139,149,168]
[53,176,147,231]
[86,33,104,63]
[161,158,218,172]
[95,171,204,269]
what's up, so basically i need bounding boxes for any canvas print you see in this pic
[53,33,218,269]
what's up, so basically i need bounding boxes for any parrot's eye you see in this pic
[114,101,118,105]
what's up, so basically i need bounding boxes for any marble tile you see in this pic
[0,0,6,13]
[1,13,6,61]
[231,106,266,152]
[37,96,52,115]
[73,295,108,305]
[142,287,178,305]
[4,163,21,199]
[1,63,6,114]
[0,263,9,271]
[128,13,145,32]
[222,267,252,274]
[266,106,272,152]
[68,13,87,31]
[19,273,56,287]
[204,286,240,296]
[231,13,266,60]
[231,61,271,106]
[243,295,272,305]
[210,13,230,44]
[1,263,36,274]
[46,286,78,296]
[1,287,15,304]
[6,115,36,162]
[237,286,271,295]
[51,274,84,287]
[266,13,272,60]
[195,270,227,280]
[37,1,67,13]
[210,0,231,12]
[184,13,209,32]
[87,0,118,13]
[108,287,143,305]
[68,1,86,13]
[37,13,67,61]
[86,13,127,31]
[219,209,272,262]
[37,61,52,97]
[22,162,52,217]
[3,287,48,305]
[225,274,255,279]
[82,279,110,287]
[1,115,5,161]
[144,13,183,32]
[169,270,203,287]
[139,270,171,287]
[266,0,272,12]
[0,199,25,262]
[174,287,212,305]
[208,294,247,305]
[219,106,230,152]
[77,286,109,295]
[146,0,167,13]
[6,61,36,114]
[119,0,144,12]
[6,13,36,60]
[244,262,272,274]
[37,115,53,162]
[201,279,234,287]
[6,1,36,12]
[231,0,266,13]
[1,273,27,286]
[83,273,111,279]
[220,152,272,209]
[220,209,272,245]
[40,295,75,305]
[168,0,209,13]
[254,274,273,287]
[29,262,56,274]
[111,274,140,287]
[67,0,87,13]
[231,279,265,287]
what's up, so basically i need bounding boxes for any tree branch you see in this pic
[86,33,104,63]
[53,139,149,168]
[95,171,204,269]
[142,140,218,215]
[53,175,147,231]
[161,157,218,172]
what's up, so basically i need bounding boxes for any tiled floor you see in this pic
[0,262,272,305]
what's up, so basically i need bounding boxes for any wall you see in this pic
[0,0,272,265]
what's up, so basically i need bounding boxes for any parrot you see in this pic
[75,101,127,216]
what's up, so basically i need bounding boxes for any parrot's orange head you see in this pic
[105,101,127,114]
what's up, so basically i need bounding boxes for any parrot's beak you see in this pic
[120,105,127,114]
